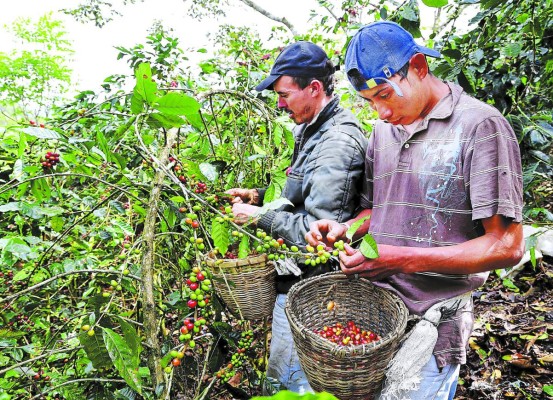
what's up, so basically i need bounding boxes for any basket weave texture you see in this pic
[285,271,408,400]
[206,253,276,320]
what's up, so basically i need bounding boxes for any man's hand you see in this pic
[305,219,347,248]
[232,203,260,225]
[226,188,259,205]
[340,243,402,281]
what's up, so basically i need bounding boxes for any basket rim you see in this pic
[205,251,268,268]
[284,271,409,356]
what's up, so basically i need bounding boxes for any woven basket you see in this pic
[205,252,276,320]
[285,271,408,400]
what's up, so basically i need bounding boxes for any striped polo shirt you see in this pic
[364,82,523,367]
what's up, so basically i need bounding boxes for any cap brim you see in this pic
[255,74,280,92]
[418,46,441,58]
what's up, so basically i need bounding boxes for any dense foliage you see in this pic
[0,0,551,399]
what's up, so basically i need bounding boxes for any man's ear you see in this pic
[309,79,324,96]
[409,53,429,80]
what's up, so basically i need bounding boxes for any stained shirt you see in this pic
[363,82,523,367]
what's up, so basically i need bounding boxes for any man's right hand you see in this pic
[226,188,259,205]
[306,219,348,248]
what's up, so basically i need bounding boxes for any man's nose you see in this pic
[376,104,392,121]
[277,97,287,109]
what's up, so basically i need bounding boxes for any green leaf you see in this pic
[543,385,553,396]
[130,88,145,114]
[115,317,141,361]
[11,159,24,181]
[22,127,61,139]
[255,198,293,217]
[154,92,200,116]
[149,112,185,128]
[421,0,447,7]
[31,177,50,202]
[199,163,218,182]
[3,238,32,260]
[346,215,371,241]
[111,219,134,236]
[212,218,229,255]
[251,390,339,400]
[103,328,142,394]
[78,331,112,369]
[134,63,158,105]
[502,42,522,58]
[0,202,20,212]
[359,234,379,259]
[238,234,250,258]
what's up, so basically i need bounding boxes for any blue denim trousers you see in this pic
[266,293,313,394]
[377,355,460,400]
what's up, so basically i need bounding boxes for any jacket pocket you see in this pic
[283,171,304,205]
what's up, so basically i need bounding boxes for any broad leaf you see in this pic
[255,198,293,217]
[115,317,141,361]
[199,163,218,182]
[421,0,447,7]
[78,331,112,369]
[103,328,142,394]
[359,234,379,259]
[154,92,200,116]
[130,88,145,115]
[22,127,61,139]
[149,112,185,128]
[238,234,250,258]
[346,215,371,241]
[134,63,158,106]
[212,218,229,255]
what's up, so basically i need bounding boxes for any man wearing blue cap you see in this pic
[306,22,524,399]
[227,41,368,393]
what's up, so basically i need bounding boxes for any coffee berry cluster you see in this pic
[313,320,380,346]
[165,349,185,373]
[216,329,254,383]
[41,151,60,169]
[185,266,212,309]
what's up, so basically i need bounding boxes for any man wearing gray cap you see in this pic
[306,22,524,399]
[227,41,368,393]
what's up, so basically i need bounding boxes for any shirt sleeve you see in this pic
[465,115,523,222]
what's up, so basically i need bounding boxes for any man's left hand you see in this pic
[232,203,260,225]
[340,243,402,281]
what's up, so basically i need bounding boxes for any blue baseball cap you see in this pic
[255,41,336,92]
[345,21,441,96]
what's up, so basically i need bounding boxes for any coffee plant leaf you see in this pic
[103,328,142,394]
[359,234,379,260]
[22,127,61,139]
[134,63,158,106]
[212,218,229,255]
[238,234,250,258]
[115,317,142,360]
[421,0,447,7]
[130,88,145,115]
[11,160,24,182]
[148,112,185,129]
[255,198,293,216]
[78,330,112,369]
[345,215,370,241]
[199,162,218,182]
[31,178,51,203]
[0,202,20,212]
[154,92,200,117]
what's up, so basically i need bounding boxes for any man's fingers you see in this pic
[305,231,321,246]
[343,242,356,256]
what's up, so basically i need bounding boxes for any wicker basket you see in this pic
[285,271,408,400]
[205,252,276,320]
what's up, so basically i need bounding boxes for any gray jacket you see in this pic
[258,96,368,247]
